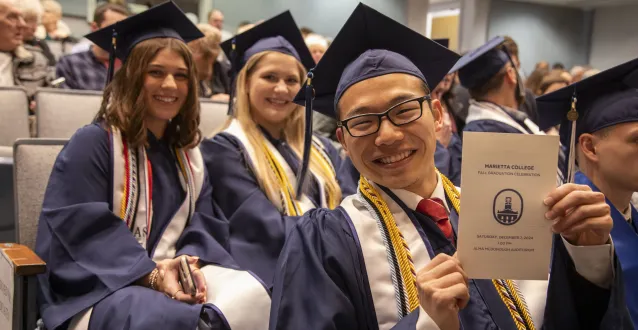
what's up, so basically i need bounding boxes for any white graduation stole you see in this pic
[109,126,204,261]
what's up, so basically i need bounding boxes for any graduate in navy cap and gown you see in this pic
[35,2,271,329]
[537,57,638,325]
[452,37,566,182]
[198,11,356,288]
[452,37,542,136]
[270,4,631,330]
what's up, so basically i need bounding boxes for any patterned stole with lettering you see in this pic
[109,126,195,250]
[357,171,536,329]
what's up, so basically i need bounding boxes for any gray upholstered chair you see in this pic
[0,139,66,330]
[35,88,102,138]
[199,99,229,137]
[0,87,30,158]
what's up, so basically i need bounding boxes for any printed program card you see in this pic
[457,132,559,280]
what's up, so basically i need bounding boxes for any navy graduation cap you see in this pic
[220,11,314,116]
[85,1,203,86]
[449,36,510,90]
[292,2,459,197]
[536,57,638,182]
[433,38,450,48]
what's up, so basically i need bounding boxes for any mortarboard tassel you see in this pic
[227,39,237,116]
[565,94,579,183]
[105,29,117,87]
[295,70,314,199]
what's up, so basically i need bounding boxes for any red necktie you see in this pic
[416,197,454,245]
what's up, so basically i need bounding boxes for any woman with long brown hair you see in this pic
[34,3,270,330]
[199,12,356,288]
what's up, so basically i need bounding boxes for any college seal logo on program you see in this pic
[492,189,523,225]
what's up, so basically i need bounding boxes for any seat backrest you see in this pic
[46,40,63,61]
[36,88,102,138]
[0,87,30,147]
[13,139,66,250]
[199,100,229,137]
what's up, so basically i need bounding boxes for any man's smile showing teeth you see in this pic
[154,96,177,103]
[376,150,415,164]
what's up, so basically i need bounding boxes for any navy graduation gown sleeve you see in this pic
[543,235,633,329]
[463,119,523,134]
[315,135,358,197]
[270,208,376,330]
[35,125,158,329]
[200,134,302,288]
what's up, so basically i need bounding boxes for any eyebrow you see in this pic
[348,93,420,117]
[148,64,188,72]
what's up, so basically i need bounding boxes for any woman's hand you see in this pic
[156,256,207,304]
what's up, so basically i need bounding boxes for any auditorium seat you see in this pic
[0,87,30,158]
[35,88,102,138]
[1,139,66,330]
[35,88,230,139]
[199,99,229,137]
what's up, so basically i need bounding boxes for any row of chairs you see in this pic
[0,86,230,156]
[2,139,64,330]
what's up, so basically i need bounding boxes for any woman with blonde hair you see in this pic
[35,3,270,330]
[36,0,72,40]
[200,11,356,288]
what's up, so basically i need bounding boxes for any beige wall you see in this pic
[431,14,459,51]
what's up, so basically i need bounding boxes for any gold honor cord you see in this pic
[261,141,302,216]
[360,171,535,329]
[359,177,420,312]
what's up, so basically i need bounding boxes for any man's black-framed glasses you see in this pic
[338,95,431,137]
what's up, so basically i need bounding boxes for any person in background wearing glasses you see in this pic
[270,4,628,330]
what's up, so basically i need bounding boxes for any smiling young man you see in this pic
[269,4,630,330]
[537,57,638,325]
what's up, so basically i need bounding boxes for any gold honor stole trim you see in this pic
[359,171,535,329]
[260,137,338,216]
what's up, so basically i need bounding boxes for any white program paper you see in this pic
[457,132,559,280]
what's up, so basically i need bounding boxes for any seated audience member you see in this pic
[200,12,357,288]
[535,60,549,71]
[20,0,56,66]
[525,67,549,95]
[36,3,271,330]
[304,33,327,64]
[188,24,230,101]
[553,62,566,70]
[570,65,589,83]
[539,69,570,95]
[537,57,638,325]
[208,8,232,41]
[55,3,129,90]
[306,33,338,142]
[35,0,71,40]
[0,0,52,97]
[271,5,629,329]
